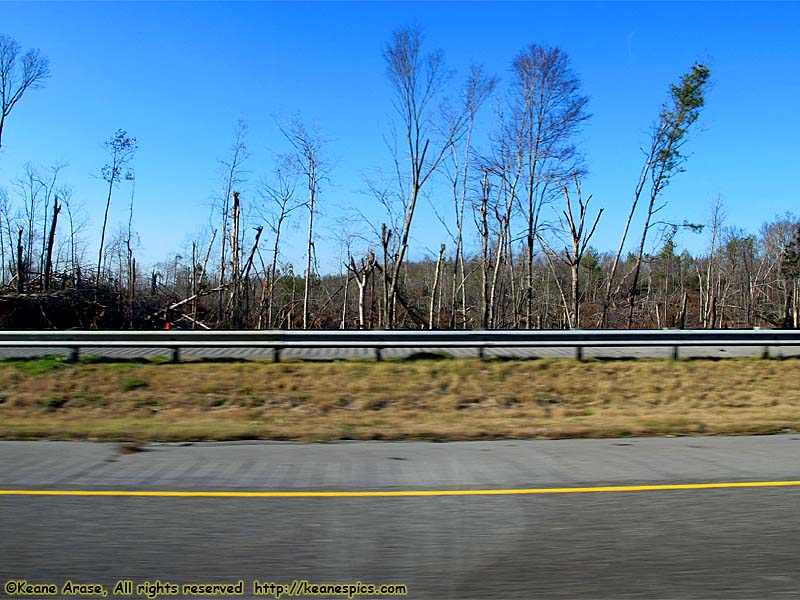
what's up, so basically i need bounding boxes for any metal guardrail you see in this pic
[0,329,798,361]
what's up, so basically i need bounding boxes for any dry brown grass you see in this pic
[0,356,798,441]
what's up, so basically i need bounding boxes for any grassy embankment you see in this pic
[0,355,798,441]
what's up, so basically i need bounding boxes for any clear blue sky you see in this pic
[2,1,799,274]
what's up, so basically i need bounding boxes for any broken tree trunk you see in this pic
[43,198,61,291]
[16,228,24,294]
[429,244,445,329]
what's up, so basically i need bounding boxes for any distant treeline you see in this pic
[0,29,798,330]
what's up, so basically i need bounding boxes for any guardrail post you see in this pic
[575,346,583,361]
[68,347,79,363]
[762,346,770,359]
[375,347,383,362]
[671,346,679,360]
[273,348,281,363]
[478,346,486,361]
[171,347,181,363]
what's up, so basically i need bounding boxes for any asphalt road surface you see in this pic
[2,436,800,599]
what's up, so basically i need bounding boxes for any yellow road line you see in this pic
[1,481,800,498]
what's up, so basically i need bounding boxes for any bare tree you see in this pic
[698,196,726,328]
[35,164,64,277]
[476,169,491,327]
[508,44,590,328]
[479,99,526,328]
[542,176,602,328]
[227,191,241,322]
[97,129,137,287]
[382,24,481,328]
[216,120,249,321]
[256,155,300,328]
[124,180,138,317]
[0,35,50,151]
[61,188,88,286]
[278,117,328,330]
[14,164,43,276]
[347,251,377,329]
[9,162,64,287]
[191,227,217,326]
[445,66,496,328]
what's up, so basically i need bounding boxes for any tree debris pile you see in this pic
[0,288,167,330]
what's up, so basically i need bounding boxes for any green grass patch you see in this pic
[10,356,67,376]
[120,377,148,391]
